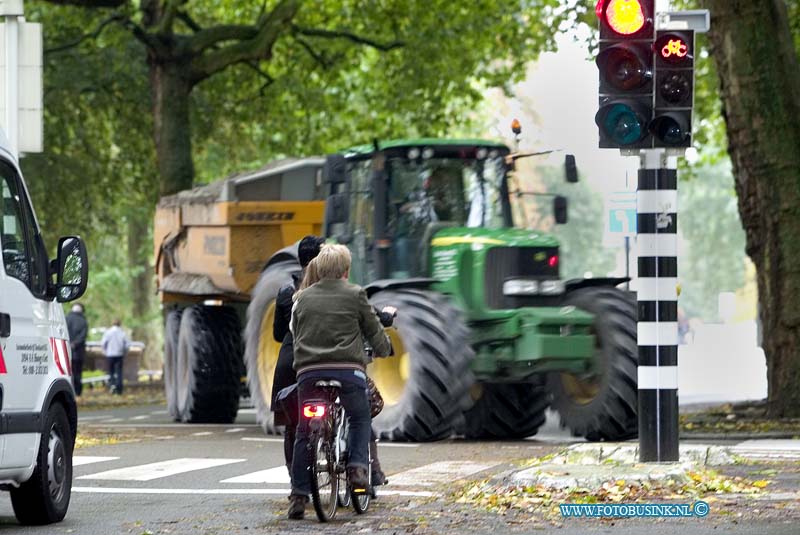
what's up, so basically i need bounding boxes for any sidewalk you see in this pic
[454,439,800,523]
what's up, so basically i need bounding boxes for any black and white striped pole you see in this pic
[637,149,679,462]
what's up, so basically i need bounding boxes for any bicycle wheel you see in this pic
[337,469,351,508]
[309,432,338,522]
[351,454,371,514]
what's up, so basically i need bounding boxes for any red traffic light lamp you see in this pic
[596,0,654,39]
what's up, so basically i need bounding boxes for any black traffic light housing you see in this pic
[595,0,656,149]
[651,30,695,148]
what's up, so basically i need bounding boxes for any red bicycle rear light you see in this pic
[548,255,559,268]
[303,404,327,418]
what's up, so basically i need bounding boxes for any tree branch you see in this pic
[292,25,404,51]
[245,61,275,96]
[44,13,127,54]
[43,0,127,7]
[188,25,260,54]
[156,0,189,34]
[190,0,300,83]
[295,36,331,69]
[176,11,203,33]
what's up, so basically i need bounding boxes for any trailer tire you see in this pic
[163,309,182,421]
[368,289,475,442]
[548,287,638,441]
[244,258,299,433]
[176,305,242,424]
[460,381,550,439]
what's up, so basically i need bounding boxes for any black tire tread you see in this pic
[164,309,182,421]
[10,403,73,525]
[549,287,638,441]
[461,382,550,439]
[369,289,475,442]
[178,305,242,424]
[244,258,299,434]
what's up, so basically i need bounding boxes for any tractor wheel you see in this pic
[460,381,550,440]
[244,258,299,433]
[368,289,475,442]
[548,287,638,441]
[175,305,242,423]
[163,309,182,421]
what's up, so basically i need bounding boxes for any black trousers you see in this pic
[71,344,85,396]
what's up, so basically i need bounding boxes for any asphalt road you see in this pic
[0,404,796,534]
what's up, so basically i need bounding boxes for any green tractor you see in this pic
[246,139,637,441]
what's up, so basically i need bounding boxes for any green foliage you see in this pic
[678,162,747,319]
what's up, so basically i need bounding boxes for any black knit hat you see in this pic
[298,235,326,268]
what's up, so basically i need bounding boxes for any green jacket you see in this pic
[291,278,392,374]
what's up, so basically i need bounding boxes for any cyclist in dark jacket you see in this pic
[271,236,326,469]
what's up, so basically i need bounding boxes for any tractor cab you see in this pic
[323,139,570,286]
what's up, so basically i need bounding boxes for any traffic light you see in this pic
[651,30,695,148]
[595,0,656,149]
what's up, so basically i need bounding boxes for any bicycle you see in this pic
[304,379,372,522]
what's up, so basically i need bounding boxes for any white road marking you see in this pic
[130,415,150,421]
[389,461,499,487]
[225,428,246,433]
[78,458,246,481]
[377,443,419,449]
[731,439,800,460]
[154,435,175,440]
[103,418,124,423]
[241,437,283,443]
[192,432,214,436]
[73,456,119,467]
[221,466,290,484]
[73,487,435,497]
[84,423,260,429]
[77,415,112,421]
[237,408,257,415]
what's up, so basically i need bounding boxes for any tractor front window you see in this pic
[387,156,506,229]
[386,155,507,277]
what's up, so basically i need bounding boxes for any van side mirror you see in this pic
[323,154,347,184]
[56,236,89,302]
[325,192,350,226]
[564,154,578,183]
[554,196,568,224]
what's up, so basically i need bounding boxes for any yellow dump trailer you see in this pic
[155,158,326,423]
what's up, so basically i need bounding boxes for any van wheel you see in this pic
[10,403,73,525]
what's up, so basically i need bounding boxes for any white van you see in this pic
[0,131,88,525]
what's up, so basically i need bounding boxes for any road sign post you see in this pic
[0,0,43,156]
[636,148,679,462]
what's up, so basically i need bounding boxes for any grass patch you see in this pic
[75,430,139,449]
[454,469,770,519]
[78,382,165,411]
[681,403,800,435]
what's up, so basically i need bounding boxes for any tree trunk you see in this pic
[703,0,800,417]
[127,208,159,370]
[151,59,195,196]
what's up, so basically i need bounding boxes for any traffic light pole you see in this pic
[636,148,680,462]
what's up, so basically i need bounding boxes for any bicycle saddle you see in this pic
[315,380,342,389]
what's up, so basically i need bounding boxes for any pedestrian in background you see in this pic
[102,319,130,395]
[66,303,88,396]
